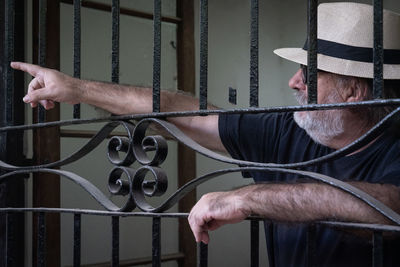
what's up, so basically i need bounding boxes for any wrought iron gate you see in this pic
[1,0,400,266]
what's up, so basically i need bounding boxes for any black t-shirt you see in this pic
[218,112,400,267]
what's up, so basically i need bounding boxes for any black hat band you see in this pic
[303,39,400,64]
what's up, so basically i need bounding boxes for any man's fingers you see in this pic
[24,87,54,105]
[11,62,43,77]
[28,77,44,93]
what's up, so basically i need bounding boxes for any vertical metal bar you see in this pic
[111,216,119,267]
[38,0,47,122]
[266,223,275,267]
[5,0,15,126]
[372,231,383,267]
[73,214,81,267]
[152,0,161,113]
[307,0,318,104]
[306,224,316,267]
[152,217,161,267]
[5,212,13,266]
[199,0,208,110]
[198,242,208,267]
[373,0,384,98]
[112,0,120,84]
[37,212,46,267]
[249,0,259,107]
[1,1,25,265]
[250,220,259,267]
[73,0,81,119]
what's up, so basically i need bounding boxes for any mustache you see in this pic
[293,91,307,105]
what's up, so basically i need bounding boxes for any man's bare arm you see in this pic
[11,62,226,152]
[188,182,400,243]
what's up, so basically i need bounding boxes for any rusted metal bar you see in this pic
[249,0,259,107]
[73,0,81,118]
[72,252,185,267]
[152,0,161,113]
[306,224,316,267]
[37,212,46,267]
[1,0,25,265]
[199,242,208,267]
[152,217,161,267]
[111,0,119,84]
[32,0,61,266]
[38,0,47,122]
[250,220,259,267]
[4,0,15,125]
[60,0,181,24]
[266,223,275,267]
[73,214,81,267]
[199,0,208,110]
[5,212,11,266]
[373,0,384,98]
[6,98,399,134]
[372,231,383,267]
[307,0,318,104]
[111,216,119,267]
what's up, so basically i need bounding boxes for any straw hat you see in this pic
[274,2,400,79]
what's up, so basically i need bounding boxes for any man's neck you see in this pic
[324,115,375,152]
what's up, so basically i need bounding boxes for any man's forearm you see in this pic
[79,80,226,151]
[237,182,400,224]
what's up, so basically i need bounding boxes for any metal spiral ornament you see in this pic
[107,167,136,212]
[107,121,136,166]
[132,119,168,166]
[131,166,168,212]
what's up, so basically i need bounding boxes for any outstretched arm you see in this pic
[188,182,400,244]
[11,62,226,152]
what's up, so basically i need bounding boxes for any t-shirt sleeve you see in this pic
[218,112,293,177]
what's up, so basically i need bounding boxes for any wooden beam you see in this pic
[177,1,197,267]
[32,0,61,266]
[60,0,181,24]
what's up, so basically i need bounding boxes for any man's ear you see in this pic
[344,79,368,103]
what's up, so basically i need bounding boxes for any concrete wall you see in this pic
[22,0,400,266]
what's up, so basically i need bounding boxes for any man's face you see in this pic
[289,68,346,145]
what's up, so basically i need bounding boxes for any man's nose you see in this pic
[288,69,306,91]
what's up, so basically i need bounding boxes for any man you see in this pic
[11,2,400,266]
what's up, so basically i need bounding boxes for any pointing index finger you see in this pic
[10,62,43,77]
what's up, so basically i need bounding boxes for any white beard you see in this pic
[293,90,345,146]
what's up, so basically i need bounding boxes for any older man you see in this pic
[12,2,400,266]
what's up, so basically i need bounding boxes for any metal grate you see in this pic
[1,0,399,266]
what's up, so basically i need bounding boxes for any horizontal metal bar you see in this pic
[1,208,400,233]
[67,252,185,267]
[60,0,181,24]
[0,207,190,217]
[60,129,128,139]
[2,99,400,133]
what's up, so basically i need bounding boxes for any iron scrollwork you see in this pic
[106,119,169,212]
[1,107,400,223]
